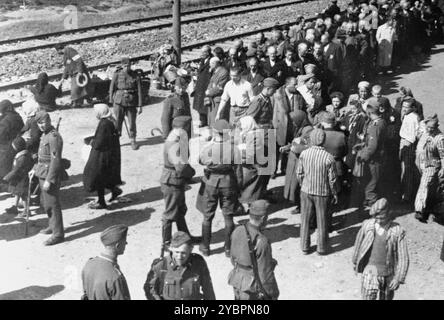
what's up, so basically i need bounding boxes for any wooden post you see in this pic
[173,0,181,65]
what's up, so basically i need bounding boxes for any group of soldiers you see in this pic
[1,0,444,301]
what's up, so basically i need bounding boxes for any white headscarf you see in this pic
[22,99,40,118]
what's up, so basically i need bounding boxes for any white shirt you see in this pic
[297,85,314,107]
[400,112,420,144]
[220,79,254,107]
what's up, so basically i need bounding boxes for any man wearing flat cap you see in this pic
[109,57,143,150]
[352,198,409,300]
[297,128,338,255]
[414,114,444,223]
[229,199,279,300]
[161,77,192,140]
[160,116,197,251]
[197,119,243,257]
[31,110,64,246]
[144,231,216,300]
[81,224,131,300]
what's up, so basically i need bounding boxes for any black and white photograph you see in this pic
[0,0,443,305]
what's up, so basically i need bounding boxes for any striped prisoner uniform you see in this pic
[296,146,337,254]
[414,131,444,216]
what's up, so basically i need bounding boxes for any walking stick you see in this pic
[24,171,34,236]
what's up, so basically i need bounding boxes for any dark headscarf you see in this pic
[0,99,13,114]
[12,136,27,152]
[35,72,49,94]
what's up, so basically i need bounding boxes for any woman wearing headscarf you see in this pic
[282,110,313,214]
[0,100,24,181]
[21,99,42,158]
[394,86,424,120]
[30,72,62,111]
[236,116,269,207]
[83,104,122,209]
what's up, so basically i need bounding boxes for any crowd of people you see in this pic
[0,0,444,301]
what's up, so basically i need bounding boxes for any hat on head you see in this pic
[310,128,326,146]
[263,77,280,89]
[172,115,192,129]
[358,81,371,89]
[304,64,317,74]
[213,119,230,134]
[12,136,27,152]
[424,113,439,128]
[35,110,50,123]
[366,97,382,109]
[369,198,389,217]
[289,110,307,127]
[100,224,128,246]
[321,111,336,124]
[93,103,112,119]
[0,99,13,113]
[366,104,381,115]
[175,77,188,88]
[121,57,130,65]
[170,231,192,248]
[249,199,269,217]
[209,56,220,65]
[330,91,344,101]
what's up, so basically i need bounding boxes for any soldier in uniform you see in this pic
[356,105,387,207]
[32,111,64,246]
[144,231,216,300]
[81,225,131,300]
[228,200,279,300]
[161,77,191,140]
[160,116,198,251]
[196,119,242,257]
[109,57,143,150]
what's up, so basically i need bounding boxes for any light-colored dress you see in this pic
[376,23,397,67]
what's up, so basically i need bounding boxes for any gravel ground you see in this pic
[0,0,346,84]
[0,44,443,301]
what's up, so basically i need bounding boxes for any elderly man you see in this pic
[192,45,213,128]
[347,81,371,112]
[294,42,316,76]
[414,114,444,223]
[81,225,131,300]
[215,67,254,126]
[321,32,343,95]
[297,129,338,255]
[229,200,279,300]
[145,231,216,300]
[32,111,64,246]
[352,198,409,300]
[341,22,360,95]
[205,57,229,128]
[226,47,246,72]
[262,46,286,86]
[243,56,265,96]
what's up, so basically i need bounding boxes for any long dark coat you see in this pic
[83,118,122,192]
[4,150,33,197]
[0,110,24,179]
[62,47,93,101]
[192,57,212,115]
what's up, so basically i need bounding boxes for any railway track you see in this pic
[0,0,316,58]
[4,13,321,108]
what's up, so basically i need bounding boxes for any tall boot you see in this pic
[176,216,201,244]
[162,220,173,251]
[224,216,235,257]
[199,222,212,256]
[131,137,139,150]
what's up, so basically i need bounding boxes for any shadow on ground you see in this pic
[0,285,64,300]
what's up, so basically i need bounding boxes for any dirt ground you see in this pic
[1,45,444,300]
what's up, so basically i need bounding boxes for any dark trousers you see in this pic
[161,183,190,246]
[300,192,329,254]
[197,183,237,250]
[39,179,64,238]
[200,113,208,127]
[114,104,137,138]
[364,161,381,206]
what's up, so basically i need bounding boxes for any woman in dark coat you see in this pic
[0,100,24,180]
[3,137,34,216]
[30,72,62,111]
[83,104,122,209]
[282,110,313,213]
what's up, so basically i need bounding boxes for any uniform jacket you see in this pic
[206,66,230,105]
[160,133,193,187]
[81,255,131,300]
[161,93,191,139]
[271,87,292,146]
[352,219,409,283]
[229,222,279,300]
[358,117,387,162]
[245,94,274,127]
[145,253,216,300]
[243,71,265,96]
[62,47,89,79]
[109,68,143,107]
[34,126,63,184]
[323,128,348,176]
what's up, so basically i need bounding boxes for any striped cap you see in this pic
[369,198,389,217]
[310,128,325,146]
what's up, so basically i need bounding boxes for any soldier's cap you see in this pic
[310,128,326,146]
[121,57,131,65]
[366,97,382,109]
[263,77,280,89]
[100,224,128,246]
[330,91,344,101]
[320,111,336,124]
[212,119,230,134]
[424,113,439,128]
[175,77,188,88]
[369,198,390,217]
[35,110,51,123]
[172,115,192,129]
[366,104,381,115]
[170,231,192,248]
[249,199,270,217]
[358,81,371,89]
